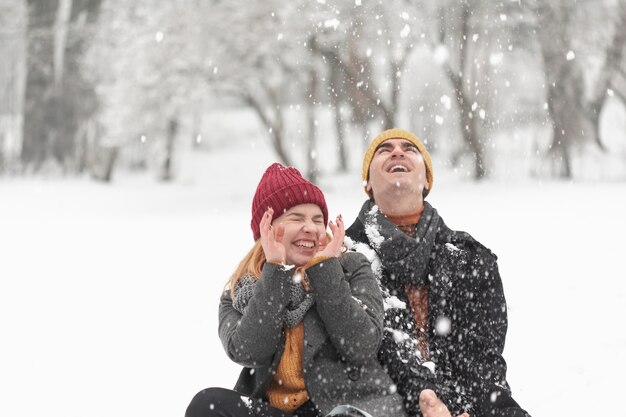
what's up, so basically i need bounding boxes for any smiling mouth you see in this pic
[389,165,409,173]
[294,240,315,249]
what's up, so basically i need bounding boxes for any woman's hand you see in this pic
[316,214,345,259]
[259,208,286,264]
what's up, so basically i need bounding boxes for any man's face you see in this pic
[366,138,428,201]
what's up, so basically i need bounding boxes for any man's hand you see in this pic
[316,215,345,259]
[419,389,469,417]
[259,207,286,264]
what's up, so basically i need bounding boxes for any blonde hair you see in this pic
[228,240,266,298]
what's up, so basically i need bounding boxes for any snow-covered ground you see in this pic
[1,143,625,417]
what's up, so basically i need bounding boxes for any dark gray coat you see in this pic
[346,200,531,417]
[219,252,407,417]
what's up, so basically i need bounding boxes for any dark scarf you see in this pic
[232,274,315,328]
[357,199,440,292]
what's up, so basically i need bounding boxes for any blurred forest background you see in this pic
[1,0,626,183]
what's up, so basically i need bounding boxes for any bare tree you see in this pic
[326,53,349,172]
[53,0,72,89]
[22,0,101,172]
[0,0,27,173]
[305,36,320,183]
[533,0,595,178]
[612,68,626,104]
[198,1,316,168]
[306,0,422,172]
[317,1,417,131]
[86,0,211,180]
[588,2,626,150]
[425,0,504,179]
[242,87,294,167]
[159,118,178,181]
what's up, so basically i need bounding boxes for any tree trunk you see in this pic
[609,74,626,105]
[23,0,56,169]
[535,1,586,179]
[549,124,572,178]
[101,146,119,182]
[438,2,487,179]
[589,2,626,151]
[53,0,72,90]
[22,0,101,171]
[244,92,293,167]
[333,103,348,173]
[76,117,97,174]
[318,38,395,131]
[306,46,319,183]
[327,56,348,172]
[0,0,28,174]
[545,71,584,180]
[91,144,118,183]
[455,82,486,179]
[160,118,178,181]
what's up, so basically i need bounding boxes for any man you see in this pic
[345,129,530,417]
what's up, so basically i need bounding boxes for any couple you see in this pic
[186,129,531,417]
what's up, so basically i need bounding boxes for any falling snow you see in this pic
[400,24,411,38]
[3,3,626,415]
[440,95,452,110]
[2,145,624,417]
[324,18,340,30]
[435,316,452,336]
[433,45,449,64]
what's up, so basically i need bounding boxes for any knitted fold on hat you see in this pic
[252,182,317,223]
[361,128,434,197]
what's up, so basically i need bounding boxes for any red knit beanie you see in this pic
[251,163,328,241]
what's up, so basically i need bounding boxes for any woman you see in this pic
[185,163,407,417]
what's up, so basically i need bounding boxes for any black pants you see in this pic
[186,387,323,417]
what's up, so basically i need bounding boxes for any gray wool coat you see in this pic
[218,251,407,417]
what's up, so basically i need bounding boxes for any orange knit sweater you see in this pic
[265,256,332,412]
[266,322,309,412]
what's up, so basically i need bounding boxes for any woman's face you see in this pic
[272,203,326,267]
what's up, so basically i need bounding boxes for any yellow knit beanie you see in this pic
[362,128,434,198]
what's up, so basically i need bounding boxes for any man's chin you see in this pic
[381,181,417,194]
